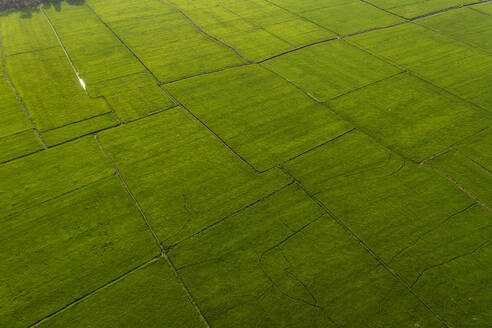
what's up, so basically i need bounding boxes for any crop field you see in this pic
[0,0,491,327]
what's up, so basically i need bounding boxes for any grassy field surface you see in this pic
[36,260,206,327]
[418,7,492,52]
[97,109,292,246]
[475,1,492,14]
[454,127,492,171]
[349,23,492,111]
[87,72,175,122]
[167,65,352,171]
[283,131,492,326]
[327,73,492,161]
[0,129,43,163]
[169,184,445,327]
[5,47,112,129]
[43,2,145,83]
[1,0,491,326]
[426,149,492,207]
[365,0,481,18]
[262,39,401,101]
[300,1,403,35]
[86,0,244,82]
[0,10,58,56]
[0,77,33,137]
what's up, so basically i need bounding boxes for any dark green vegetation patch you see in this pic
[1,0,491,327]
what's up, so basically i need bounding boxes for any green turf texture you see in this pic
[146,0,336,61]
[349,23,492,111]
[97,108,292,247]
[43,3,175,121]
[87,73,175,122]
[1,1,492,326]
[169,184,445,327]
[166,65,352,171]
[86,0,244,82]
[0,10,58,56]
[0,138,159,327]
[300,1,403,35]
[366,0,480,18]
[218,0,335,60]
[454,127,492,172]
[0,77,31,137]
[42,112,119,146]
[262,39,401,101]
[283,130,492,326]
[43,2,145,83]
[2,137,113,216]
[170,0,336,61]
[36,260,206,327]
[5,46,110,130]
[0,129,43,163]
[474,2,492,15]
[418,7,492,52]
[426,149,492,207]
[327,73,492,161]
[262,0,353,13]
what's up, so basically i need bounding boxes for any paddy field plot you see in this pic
[349,23,492,111]
[166,65,352,171]
[417,7,492,52]
[86,0,244,82]
[475,1,492,15]
[1,0,491,327]
[0,77,43,162]
[364,0,482,18]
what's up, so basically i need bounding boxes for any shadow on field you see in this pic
[0,0,85,18]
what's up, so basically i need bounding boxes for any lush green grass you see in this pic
[1,137,113,216]
[86,0,174,21]
[1,177,159,327]
[98,109,291,247]
[427,149,492,207]
[0,6,121,145]
[327,73,492,161]
[167,65,352,171]
[0,129,43,162]
[454,127,492,171]
[418,7,492,52]
[0,77,31,137]
[262,39,401,101]
[170,0,336,61]
[5,47,111,130]
[1,11,113,131]
[300,1,403,35]
[87,72,175,122]
[43,2,175,121]
[350,23,492,111]
[283,130,475,264]
[0,137,159,327]
[169,184,445,327]
[87,0,244,82]
[0,9,58,55]
[221,29,292,60]
[43,2,145,83]
[283,130,492,326]
[366,0,480,18]
[474,1,492,15]
[37,260,206,327]
[219,0,335,59]
[42,112,118,146]
[262,0,353,13]
[1,1,491,326]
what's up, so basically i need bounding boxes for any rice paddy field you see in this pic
[1,0,491,327]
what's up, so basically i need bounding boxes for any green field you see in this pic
[1,0,491,327]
